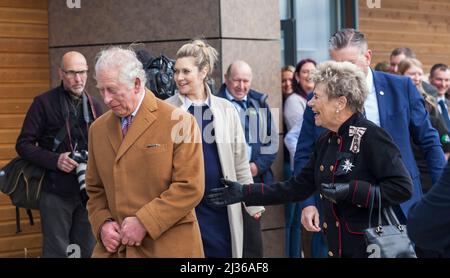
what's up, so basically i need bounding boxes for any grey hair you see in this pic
[329,28,368,55]
[176,39,218,79]
[94,46,147,89]
[311,60,368,113]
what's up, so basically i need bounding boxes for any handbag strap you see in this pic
[368,186,403,230]
[368,186,375,228]
[382,206,402,227]
[376,186,382,226]
[368,186,382,228]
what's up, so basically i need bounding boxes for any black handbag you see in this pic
[364,187,417,258]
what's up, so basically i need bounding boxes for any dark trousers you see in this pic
[242,203,263,258]
[284,202,302,257]
[311,231,328,258]
[39,191,95,258]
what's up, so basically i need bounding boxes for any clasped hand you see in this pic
[100,216,147,253]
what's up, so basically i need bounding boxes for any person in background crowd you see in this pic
[429,64,450,130]
[389,47,438,97]
[208,60,413,258]
[281,64,300,257]
[281,65,296,179]
[166,40,264,258]
[86,46,205,257]
[284,59,317,132]
[16,51,102,257]
[398,58,450,191]
[282,59,317,258]
[281,65,295,100]
[389,47,415,74]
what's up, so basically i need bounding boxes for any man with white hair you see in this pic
[86,46,205,257]
[217,60,278,258]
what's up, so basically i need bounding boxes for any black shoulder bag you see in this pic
[0,123,68,233]
[364,186,417,258]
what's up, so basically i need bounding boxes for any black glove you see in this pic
[206,179,244,207]
[320,183,350,204]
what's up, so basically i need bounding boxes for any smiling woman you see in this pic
[308,61,368,132]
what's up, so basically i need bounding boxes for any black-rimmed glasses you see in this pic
[62,69,88,78]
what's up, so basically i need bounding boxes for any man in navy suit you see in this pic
[294,29,446,257]
[408,159,450,257]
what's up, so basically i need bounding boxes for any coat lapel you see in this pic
[372,69,388,128]
[106,112,122,155]
[116,91,158,162]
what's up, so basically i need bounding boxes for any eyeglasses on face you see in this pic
[62,69,88,78]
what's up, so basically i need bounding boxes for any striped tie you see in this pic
[122,115,134,137]
[233,99,250,142]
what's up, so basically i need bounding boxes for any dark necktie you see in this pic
[438,100,450,130]
[232,99,250,142]
[122,115,134,137]
[233,99,247,111]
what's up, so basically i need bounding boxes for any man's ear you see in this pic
[364,49,372,67]
[58,68,64,80]
[134,77,142,92]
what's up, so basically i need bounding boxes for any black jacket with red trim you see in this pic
[244,112,412,257]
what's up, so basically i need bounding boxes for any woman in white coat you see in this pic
[166,39,264,258]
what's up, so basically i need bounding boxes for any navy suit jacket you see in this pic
[293,70,446,215]
[217,84,278,183]
[408,159,450,257]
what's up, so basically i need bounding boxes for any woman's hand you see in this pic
[320,183,350,203]
[207,179,245,207]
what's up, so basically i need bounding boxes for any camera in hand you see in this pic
[71,150,88,205]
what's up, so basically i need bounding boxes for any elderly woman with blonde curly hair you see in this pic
[207,60,413,258]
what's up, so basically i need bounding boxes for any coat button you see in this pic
[320,165,324,172]
[337,138,341,144]
[330,165,334,172]
[336,221,340,228]
[323,222,328,229]
[328,251,334,257]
